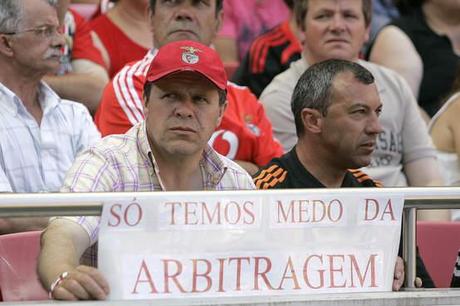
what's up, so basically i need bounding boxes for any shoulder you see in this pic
[348,169,382,187]
[216,153,256,189]
[90,128,139,155]
[360,60,412,92]
[253,157,288,189]
[58,99,93,119]
[227,82,259,103]
[260,58,304,98]
[112,51,153,82]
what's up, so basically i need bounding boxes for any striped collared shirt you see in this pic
[0,81,100,192]
[58,121,255,253]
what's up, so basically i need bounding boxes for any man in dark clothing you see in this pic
[254,59,434,289]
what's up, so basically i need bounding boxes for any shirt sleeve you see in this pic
[95,70,145,136]
[398,74,437,164]
[259,75,297,153]
[58,147,119,245]
[244,88,284,166]
[70,9,106,68]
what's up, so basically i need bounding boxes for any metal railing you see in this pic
[1,188,460,304]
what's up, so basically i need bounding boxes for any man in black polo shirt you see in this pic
[254,59,433,289]
[255,59,383,190]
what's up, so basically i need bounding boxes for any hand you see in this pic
[392,256,405,291]
[51,265,110,300]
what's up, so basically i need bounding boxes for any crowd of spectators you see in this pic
[0,0,460,301]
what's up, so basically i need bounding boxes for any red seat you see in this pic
[0,231,49,301]
[417,221,460,287]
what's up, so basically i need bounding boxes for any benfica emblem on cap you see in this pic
[181,46,202,64]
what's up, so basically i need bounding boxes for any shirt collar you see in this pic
[0,81,60,116]
[138,121,227,190]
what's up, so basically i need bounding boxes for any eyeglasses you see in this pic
[2,25,64,39]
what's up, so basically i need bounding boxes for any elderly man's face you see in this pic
[144,71,226,159]
[7,0,64,75]
[319,72,383,169]
[302,0,369,64]
[151,0,222,47]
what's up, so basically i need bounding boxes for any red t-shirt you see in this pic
[95,51,283,166]
[64,9,105,69]
[90,14,149,78]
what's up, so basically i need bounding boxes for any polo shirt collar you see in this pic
[0,81,60,116]
[138,121,227,189]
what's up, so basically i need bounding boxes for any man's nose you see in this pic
[174,99,195,119]
[330,15,346,33]
[367,115,384,135]
[174,2,195,22]
[51,30,65,49]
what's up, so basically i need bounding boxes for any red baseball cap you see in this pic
[145,40,227,90]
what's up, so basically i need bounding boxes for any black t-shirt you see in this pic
[254,148,380,189]
[232,21,301,98]
[254,148,435,288]
[368,6,460,117]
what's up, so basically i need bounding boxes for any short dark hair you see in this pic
[149,0,224,16]
[143,81,227,106]
[291,59,375,136]
[295,0,372,31]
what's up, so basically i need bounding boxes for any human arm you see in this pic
[392,256,404,291]
[405,158,450,220]
[44,59,109,113]
[95,63,146,136]
[369,26,423,99]
[396,74,448,220]
[38,219,109,300]
[259,72,297,152]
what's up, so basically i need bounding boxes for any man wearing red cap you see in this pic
[94,0,283,176]
[38,40,255,301]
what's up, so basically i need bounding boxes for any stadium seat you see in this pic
[0,231,49,301]
[417,221,460,288]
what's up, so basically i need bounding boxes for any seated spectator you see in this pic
[44,0,109,113]
[260,0,447,220]
[362,0,399,54]
[428,71,460,220]
[90,0,151,78]
[429,92,460,188]
[232,0,302,97]
[452,250,460,287]
[38,40,255,301]
[254,59,432,288]
[95,0,283,175]
[214,0,290,63]
[368,0,460,117]
[0,0,100,232]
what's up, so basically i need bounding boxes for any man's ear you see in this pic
[215,9,224,33]
[0,35,14,57]
[143,97,149,117]
[301,108,322,134]
[216,101,227,127]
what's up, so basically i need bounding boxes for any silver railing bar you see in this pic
[1,189,459,291]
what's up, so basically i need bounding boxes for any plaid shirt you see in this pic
[0,82,100,192]
[57,121,255,264]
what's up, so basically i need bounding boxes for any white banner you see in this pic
[98,190,403,300]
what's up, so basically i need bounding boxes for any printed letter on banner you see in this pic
[98,191,403,300]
